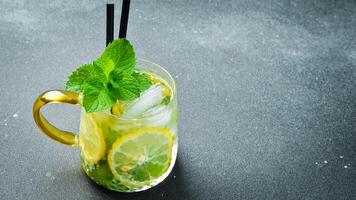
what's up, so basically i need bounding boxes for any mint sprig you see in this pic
[65,39,151,112]
[65,64,105,92]
[94,38,135,77]
[83,77,116,112]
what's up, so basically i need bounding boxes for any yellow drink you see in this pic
[79,68,178,192]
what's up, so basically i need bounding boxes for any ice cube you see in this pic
[143,105,172,127]
[142,103,167,116]
[121,84,165,119]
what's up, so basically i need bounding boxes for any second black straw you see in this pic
[119,0,131,39]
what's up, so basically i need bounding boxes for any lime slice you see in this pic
[108,127,173,188]
[79,114,106,164]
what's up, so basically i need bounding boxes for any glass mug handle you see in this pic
[33,90,80,146]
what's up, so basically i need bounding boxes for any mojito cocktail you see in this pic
[79,60,178,192]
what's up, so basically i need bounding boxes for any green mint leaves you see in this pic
[82,77,116,112]
[65,64,104,92]
[94,38,135,77]
[65,39,151,112]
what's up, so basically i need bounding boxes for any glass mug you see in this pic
[33,60,178,192]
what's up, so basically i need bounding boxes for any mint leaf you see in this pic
[95,39,135,74]
[82,77,116,112]
[108,66,130,81]
[132,71,151,91]
[109,74,141,101]
[161,96,171,105]
[108,69,152,101]
[65,64,105,92]
[65,64,94,92]
[93,57,115,78]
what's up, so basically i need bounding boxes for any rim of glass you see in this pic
[97,58,176,121]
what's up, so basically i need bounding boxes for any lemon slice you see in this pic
[79,114,105,164]
[108,127,173,188]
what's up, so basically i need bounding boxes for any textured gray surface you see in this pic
[0,0,356,199]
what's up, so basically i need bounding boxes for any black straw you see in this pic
[106,4,114,46]
[119,0,131,38]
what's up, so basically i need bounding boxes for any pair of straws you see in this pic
[106,0,130,46]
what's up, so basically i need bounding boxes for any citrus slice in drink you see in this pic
[108,127,173,188]
[79,114,106,164]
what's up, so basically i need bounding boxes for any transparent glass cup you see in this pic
[33,59,178,192]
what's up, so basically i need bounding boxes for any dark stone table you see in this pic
[0,0,355,199]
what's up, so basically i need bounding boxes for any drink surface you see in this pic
[79,70,178,192]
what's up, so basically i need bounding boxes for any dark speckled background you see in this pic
[0,0,355,199]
